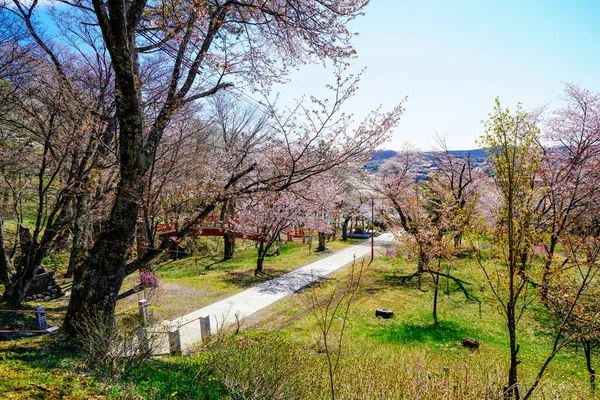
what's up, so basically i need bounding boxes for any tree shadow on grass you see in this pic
[222,267,290,289]
[370,319,475,346]
[379,272,428,292]
[121,356,227,399]
[1,335,226,399]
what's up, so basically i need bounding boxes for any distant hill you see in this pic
[371,148,486,160]
[370,150,397,160]
[366,148,488,173]
[445,149,487,159]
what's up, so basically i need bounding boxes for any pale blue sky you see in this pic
[271,1,600,151]
[34,1,600,150]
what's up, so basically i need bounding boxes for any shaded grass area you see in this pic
[0,336,114,399]
[369,319,475,346]
[0,303,68,332]
[0,335,227,399]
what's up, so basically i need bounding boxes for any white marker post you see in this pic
[34,306,47,330]
[168,327,182,355]
[138,299,149,326]
[199,315,211,342]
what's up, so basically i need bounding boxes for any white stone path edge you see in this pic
[166,233,395,351]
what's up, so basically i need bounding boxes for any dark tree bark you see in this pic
[506,304,520,399]
[223,230,235,261]
[63,0,149,331]
[66,192,91,278]
[583,339,596,394]
[316,231,327,252]
[255,233,280,275]
[0,218,10,292]
[1,184,73,305]
[541,236,558,302]
[429,259,441,326]
[220,200,235,260]
[341,216,350,241]
[255,240,266,275]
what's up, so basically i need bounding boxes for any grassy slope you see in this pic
[247,252,594,393]
[1,239,598,398]
[0,237,361,399]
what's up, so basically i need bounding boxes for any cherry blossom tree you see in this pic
[1,0,404,332]
[236,172,343,274]
[371,147,478,324]
[54,0,405,333]
[431,136,480,247]
[0,25,112,305]
[527,195,600,398]
[372,148,435,272]
[535,84,600,301]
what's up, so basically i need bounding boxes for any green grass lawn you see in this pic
[242,252,597,397]
[2,239,598,399]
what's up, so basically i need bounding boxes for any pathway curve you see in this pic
[166,233,396,351]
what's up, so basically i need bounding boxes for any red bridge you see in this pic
[156,216,307,243]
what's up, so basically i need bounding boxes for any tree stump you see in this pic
[375,308,394,319]
[462,337,480,350]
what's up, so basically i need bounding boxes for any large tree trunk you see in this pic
[63,183,143,333]
[62,1,148,333]
[66,192,91,278]
[0,218,10,293]
[255,240,266,275]
[341,217,350,241]
[316,231,327,252]
[255,234,279,275]
[223,230,235,261]
[417,250,428,274]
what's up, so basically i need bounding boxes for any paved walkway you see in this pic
[166,233,395,351]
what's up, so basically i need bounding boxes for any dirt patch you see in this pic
[116,282,226,321]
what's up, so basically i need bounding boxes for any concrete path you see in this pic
[167,233,395,351]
